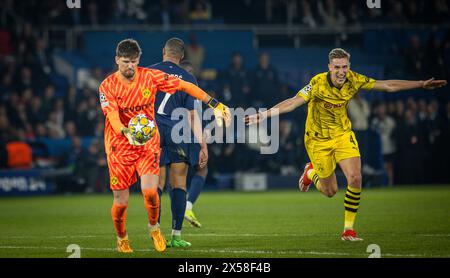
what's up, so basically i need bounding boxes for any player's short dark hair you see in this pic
[116,39,142,59]
[164,38,185,59]
[328,48,350,63]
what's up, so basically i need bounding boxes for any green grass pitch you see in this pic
[0,186,449,258]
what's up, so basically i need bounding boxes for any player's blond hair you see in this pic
[328,48,350,63]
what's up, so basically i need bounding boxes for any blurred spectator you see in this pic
[14,67,34,94]
[34,38,52,75]
[348,94,370,166]
[277,120,297,175]
[444,101,450,182]
[109,0,127,25]
[424,34,446,79]
[250,52,280,106]
[53,99,66,126]
[64,86,79,122]
[27,97,45,126]
[423,100,445,183]
[190,0,212,21]
[73,140,108,193]
[41,85,56,118]
[386,0,408,23]
[0,28,13,56]
[406,97,418,115]
[417,98,428,122]
[346,0,363,26]
[396,109,425,184]
[84,67,104,92]
[317,0,346,28]
[35,123,48,140]
[185,33,205,76]
[394,100,405,123]
[219,52,251,107]
[371,102,397,186]
[297,0,318,28]
[405,0,422,23]
[81,1,101,25]
[64,121,78,139]
[0,111,11,169]
[404,35,426,79]
[172,0,190,25]
[46,111,65,139]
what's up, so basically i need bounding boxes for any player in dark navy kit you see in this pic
[151,38,208,247]
[179,60,208,229]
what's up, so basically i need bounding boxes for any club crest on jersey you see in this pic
[100,93,109,107]
[142,88,151,98]
[110,176,119,186]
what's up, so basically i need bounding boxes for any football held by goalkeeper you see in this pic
[99,38,231,253]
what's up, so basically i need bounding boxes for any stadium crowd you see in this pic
[1,1,450,192]
[2,0,449,26]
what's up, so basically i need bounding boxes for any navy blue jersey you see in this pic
[150,61,199,128]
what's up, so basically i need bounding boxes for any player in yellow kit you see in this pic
[246,48,447,241]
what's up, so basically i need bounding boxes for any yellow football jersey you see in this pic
[297,70,375,138]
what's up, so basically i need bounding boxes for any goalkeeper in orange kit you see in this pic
[99,39,230,253]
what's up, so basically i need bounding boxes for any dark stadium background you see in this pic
[0,0,450,262]
[0,0,449,195]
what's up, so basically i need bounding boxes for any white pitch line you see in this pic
[0,245,448,258]
[417,234,450,237]
[2,233,450,239]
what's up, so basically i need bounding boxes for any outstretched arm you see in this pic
[372,78,447,93]
[188,109,208,169]
[245,95,306,125]
[179,80,231,127]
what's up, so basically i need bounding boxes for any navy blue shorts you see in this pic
[159,124,200,167]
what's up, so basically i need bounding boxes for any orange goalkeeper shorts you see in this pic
[107,150,160,191]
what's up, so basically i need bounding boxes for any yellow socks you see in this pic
[344,185,361,230]
[307,169,321,191]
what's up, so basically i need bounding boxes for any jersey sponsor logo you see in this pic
[142,88,151,98]
[119,103,151,114]
[169,73,182,79]
[299,84,312,96]
[100,93,109,108]
[110,176,119,186]
[324,102,345,109]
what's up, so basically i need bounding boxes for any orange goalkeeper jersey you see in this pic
[99,67,181,159]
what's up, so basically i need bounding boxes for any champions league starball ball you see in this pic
[128,114,156,143]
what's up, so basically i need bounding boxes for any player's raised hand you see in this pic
[212,102,231,127]
[245,112,265,125]
[121,127,146,146]
[422,78,447,90]
[198,145,208,169]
